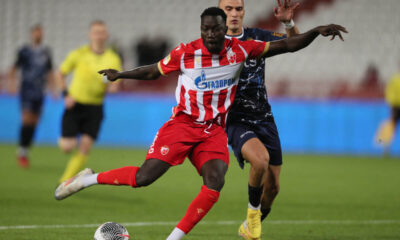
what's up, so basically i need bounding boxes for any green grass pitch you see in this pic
[0,144,399,240]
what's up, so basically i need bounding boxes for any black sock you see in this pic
[261,208,271,221]
[248,184,263,208]
[19,125,35,147]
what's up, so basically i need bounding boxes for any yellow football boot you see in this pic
[238,222,249,239]
[246,208,262,239]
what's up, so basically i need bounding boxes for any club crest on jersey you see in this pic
[160,145,169,155]
[227,48,236,64]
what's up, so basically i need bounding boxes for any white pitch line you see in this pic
[0,220,399,230]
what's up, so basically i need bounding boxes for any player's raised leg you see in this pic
[54,158,171,200]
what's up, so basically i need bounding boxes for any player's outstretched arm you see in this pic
[99,63,161,82]
[264,24,348,58]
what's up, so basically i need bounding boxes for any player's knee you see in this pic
[251,155,269,173]
[59,139,76,154]
[60,146,74,154]
[135,172,154,187]
[78,145,91,155]
[203,170,225,191]
[201,159,227,191]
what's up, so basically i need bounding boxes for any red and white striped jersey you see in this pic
[157,38,269,125]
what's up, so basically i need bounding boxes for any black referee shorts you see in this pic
[392,106,400,123]
[62,102,104,140]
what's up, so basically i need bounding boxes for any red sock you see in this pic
[176,185,220,234]
[97,166,139,187]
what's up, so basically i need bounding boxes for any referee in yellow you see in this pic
[376,67,400,154]
[57,20,122,183]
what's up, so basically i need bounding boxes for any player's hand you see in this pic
[98,69,120,82]
[64,95,75,109]
[317,24,348,41]
[274,0,300,23]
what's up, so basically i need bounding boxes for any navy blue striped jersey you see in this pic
[15,45,53,99]
[226,28,286,125]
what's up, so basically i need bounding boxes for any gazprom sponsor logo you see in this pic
[194,70,235,90]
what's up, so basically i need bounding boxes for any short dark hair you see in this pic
[201,7,227,23]
[90,20,106,28]
[218,0,245,6]
[30,24,42,32]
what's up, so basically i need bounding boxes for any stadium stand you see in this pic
[263,0,400,98]
[0,0,274,70]
[0,0,399,97]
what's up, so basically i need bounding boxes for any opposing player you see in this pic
[54,7,347,240]
[57,20,122,183]
[218,0,302,238]
[8,24,55,168]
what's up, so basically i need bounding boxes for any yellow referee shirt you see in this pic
[385,73,400,107]
[60,45,122,105]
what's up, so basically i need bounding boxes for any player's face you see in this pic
[219,0,244,34]
[201,15,227,54]
[31,27,43,45]
[89,23,109,46]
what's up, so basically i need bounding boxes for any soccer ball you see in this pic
[94,222,130,240]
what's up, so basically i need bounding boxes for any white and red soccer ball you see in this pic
[94,222,130,240]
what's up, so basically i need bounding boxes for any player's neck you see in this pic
[31,40,42,48]
[90,43,105,55]
[227,27,243,37]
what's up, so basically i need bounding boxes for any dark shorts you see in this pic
[392,107,400,122]
[62,103,104,140]
[226,119,282,168]
[20,95,44,114]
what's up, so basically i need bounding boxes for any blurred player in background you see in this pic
[8,24,55,168]
[375,65,400,155]
[54,7,347,240]
[219,0,300,238]
[57,20,122,183]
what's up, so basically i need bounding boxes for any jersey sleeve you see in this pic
[157,44,184,76]
[266,31,287,41]
[252,28,286,41]
[59,49,78,75]
[385,74,400,106]
[241,40,270,59]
